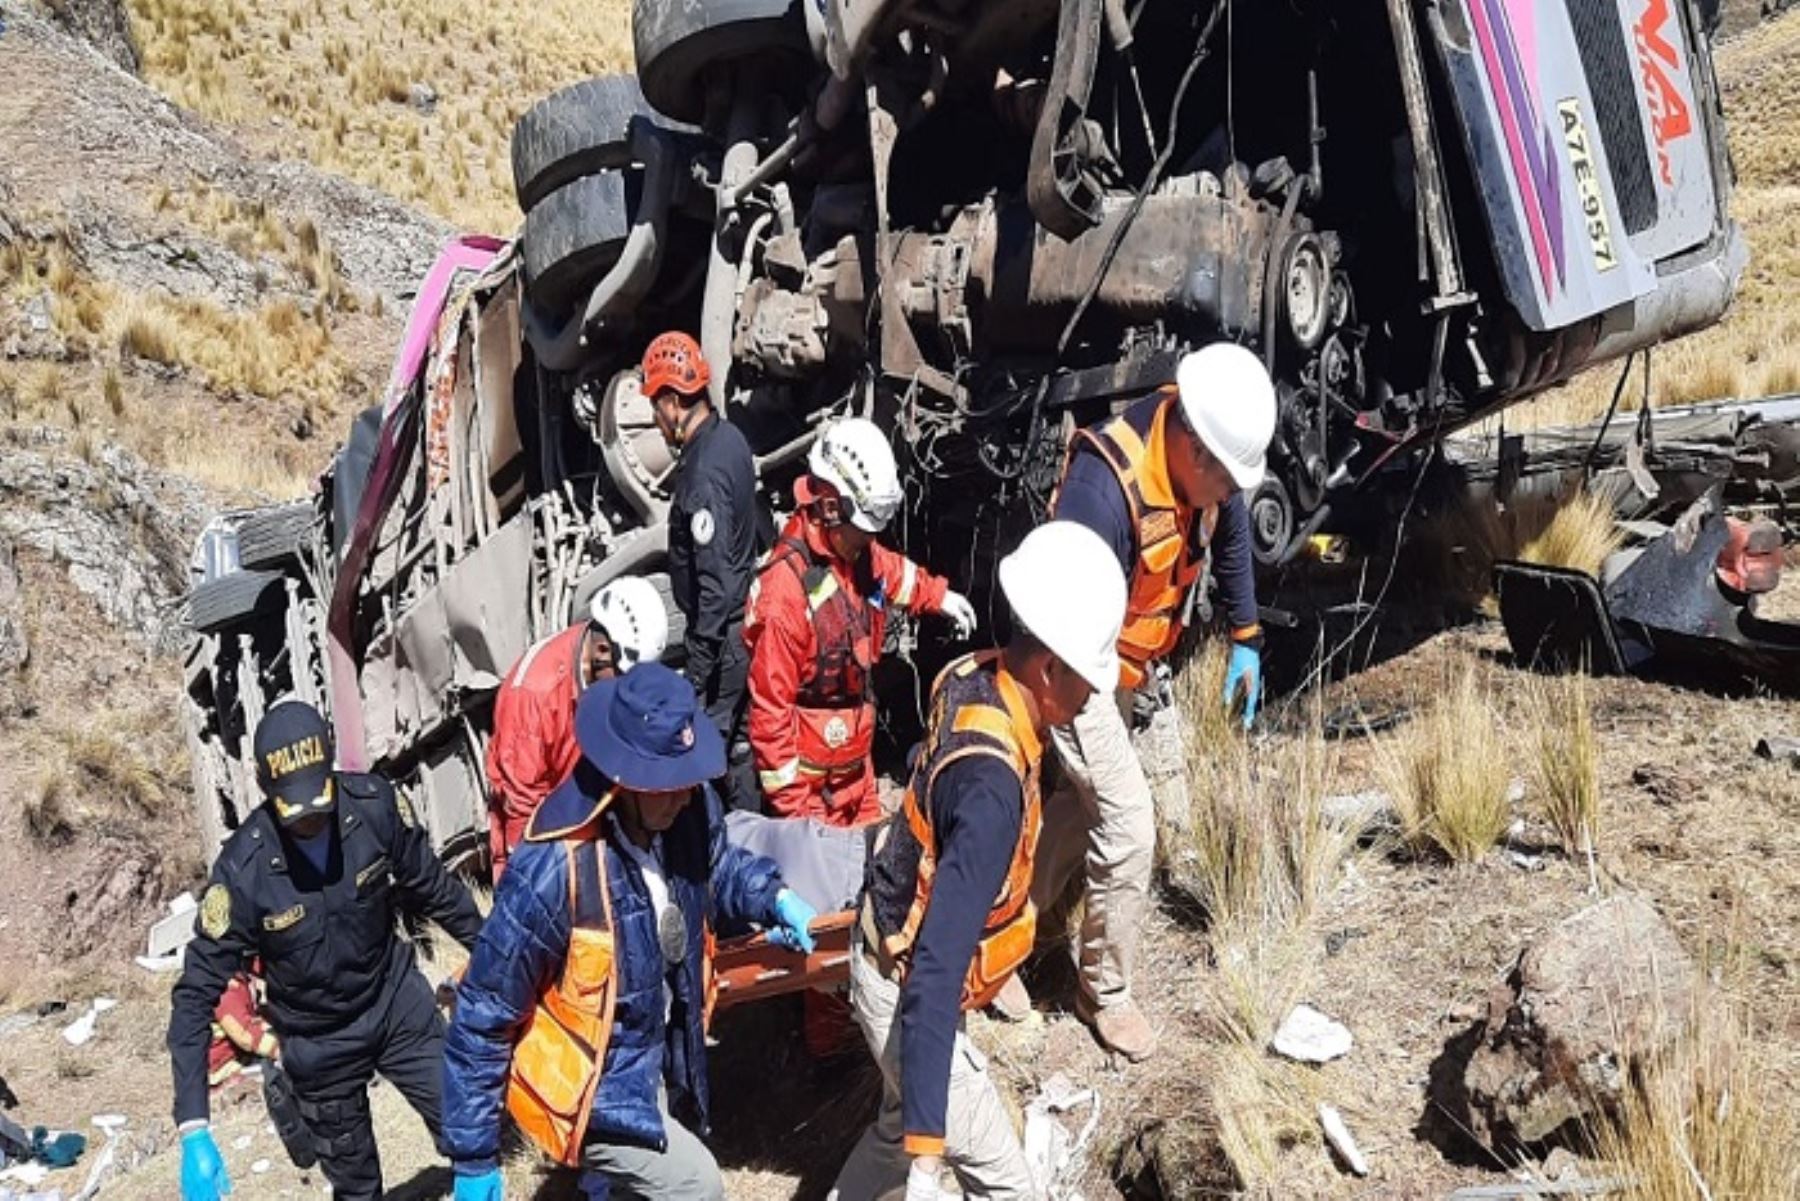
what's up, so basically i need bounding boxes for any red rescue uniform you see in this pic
[745,511,949,826]
[485,623,588,874]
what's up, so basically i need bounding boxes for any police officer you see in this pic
[167,700,484,1201]
[642,331,763,811]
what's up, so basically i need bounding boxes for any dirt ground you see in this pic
[2,577,1792,1200]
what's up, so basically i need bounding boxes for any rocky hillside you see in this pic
[0,0,446,983]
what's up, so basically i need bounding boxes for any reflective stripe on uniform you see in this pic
[759,759,802,791]
[508,632,559,687]
[894,559,918,608]
[806,573,841,612]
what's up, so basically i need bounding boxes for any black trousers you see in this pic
[282,970,447,1201]
[704,631,759,813]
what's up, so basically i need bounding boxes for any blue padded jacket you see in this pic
[442,768,785,1174]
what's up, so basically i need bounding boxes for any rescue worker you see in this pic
[1010,342,1277,1062]
[168,700,484,1201]
[486,575,671,875]
[643,331,765,812]
[746,416,979,827]
[833,522,1128,1200]
[442,664,819,1201]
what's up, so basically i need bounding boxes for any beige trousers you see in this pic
[829,934,1038,1200]
[1029,686,1156,1010]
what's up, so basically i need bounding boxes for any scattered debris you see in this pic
[1023,1073,1100,1200]
[1317,1104,1368,1176]
[58,999,116,1048]
[1272,1004,1354,1064]
[1462,895,1695,1148]
[0,1162,50,1186]
[145,891,198,960]
[133,953,182,974]
[231,1135,252,1151]
[1322,703,1411,740]
[251,1158,271,1174]
[405,82,437,113]
[1508,851,1546,873]
[1754,735,1800,768]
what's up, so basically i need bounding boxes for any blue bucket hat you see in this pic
[575,663,725,791]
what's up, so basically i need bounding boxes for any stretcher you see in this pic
[712,910,856,1010]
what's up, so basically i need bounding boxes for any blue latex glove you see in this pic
[180,1127,231,1201]
[1223,642,1262,729]
[768,888,817,954]
[452,1169,504,1201]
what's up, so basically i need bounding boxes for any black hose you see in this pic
[1581,349,1641,482]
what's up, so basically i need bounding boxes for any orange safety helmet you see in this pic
[640,331,711,399]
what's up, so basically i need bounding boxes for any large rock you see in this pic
[1462,895,1696,1148]
[40,0,140,74]
[0,427,211,651]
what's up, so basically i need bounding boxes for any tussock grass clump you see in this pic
[23,771,78,846]
[68,729,170,818]
[1590,997,1800,1200]
[129,0,634,231]
[1209,1041,1326,1185]
[1421,485,1624,608]
[1517,487,1625,578]
[1182,724,1349,948]
[1167,661,1362,1191]
[1529,671,1601,858]
[1381,666,1513,864]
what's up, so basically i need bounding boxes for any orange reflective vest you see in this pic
[506,829,618,1167]
[1059,389,1215,689]
[875,653,1044,1011]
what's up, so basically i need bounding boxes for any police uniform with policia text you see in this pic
[167,701,484,1201]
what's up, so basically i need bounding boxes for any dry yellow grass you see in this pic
[127,0,636,232]
[1168,661,1363,1190]
[1591,993,1800,1200]
[1421,485,1624,608]
[1380,665,1513,863]
[1529,670,1601,858]
[3,231,341,497]
[1517,486,1625,576]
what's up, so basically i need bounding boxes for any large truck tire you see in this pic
[510,75,652,214]
[633,0,810,124]
[521,171,634,313]
[186,570,287,633]
[236,502,314,570]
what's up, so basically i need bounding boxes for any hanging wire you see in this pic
[1581,350,1641,482]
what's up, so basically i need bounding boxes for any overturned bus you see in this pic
[182,0,1743,929]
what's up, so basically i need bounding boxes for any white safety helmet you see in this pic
[1174,343,1278,492]
[587,576,670,672]
[806,417,903,533]
[998,521,1127,693]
